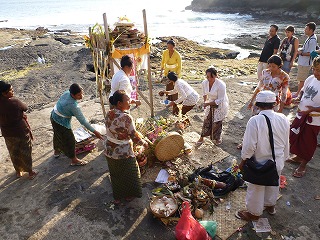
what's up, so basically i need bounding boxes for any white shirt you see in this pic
[241,110,290,173]
[298,75,320,126]
[167,79,199,105]
[110,69,133,98]
[297,34,317,66]
[202,78,229,122]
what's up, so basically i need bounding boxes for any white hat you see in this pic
[256,90,276,103]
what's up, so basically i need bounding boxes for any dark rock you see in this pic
[248,52,260,58]
[35,27,49,32]
[187,0,320,20]
[54,37,71,45]
[226,51,240,59]
[55,29,72,34]
[86,63,95,72]
[34,44,49,47]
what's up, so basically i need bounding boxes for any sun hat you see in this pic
[256,90,276,103]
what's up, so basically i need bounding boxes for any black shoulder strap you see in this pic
[262,114,276,161]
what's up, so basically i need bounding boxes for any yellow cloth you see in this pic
[161,49,182,77]
[111,43,150,59]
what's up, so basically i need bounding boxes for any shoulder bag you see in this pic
[242,114,279,186]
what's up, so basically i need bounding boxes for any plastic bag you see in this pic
[199,221,217,238]
[175,202,212,240]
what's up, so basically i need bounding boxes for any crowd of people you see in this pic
[0,21,320,220]
[236,21,320,222]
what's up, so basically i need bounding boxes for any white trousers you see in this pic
[245,182,279,216]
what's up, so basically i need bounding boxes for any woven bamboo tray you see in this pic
[150,195,178,218]
[154,132,184,161]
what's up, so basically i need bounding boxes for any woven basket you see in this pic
[150,195,178,218]
[154,131,184,161]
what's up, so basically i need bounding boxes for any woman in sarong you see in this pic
[105,90,148,204]
[160,39,182,102]
[248,55,290,113]
[195,68,229,147]
[159,71,199,115]
[50,83,103,166]
[0,81,37,179]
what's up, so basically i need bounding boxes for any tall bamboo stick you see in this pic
[103,13,114,76]
[142,9,154,117]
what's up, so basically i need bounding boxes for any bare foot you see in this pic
[293,164,307,178]
[125,197,134,202]
[70,159,88,166]
[28,171,38,180]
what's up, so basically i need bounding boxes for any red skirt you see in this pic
[290,114,320,161]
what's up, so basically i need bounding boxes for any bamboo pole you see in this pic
[142,9,154,117]
[103,13,114,76]
[98,50,107,120]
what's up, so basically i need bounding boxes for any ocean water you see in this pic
[0,0,292,58]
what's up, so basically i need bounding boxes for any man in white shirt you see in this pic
[295,22,317,98]
[110,55,141,107]
[289,56,320,178]
[236,90,290,221]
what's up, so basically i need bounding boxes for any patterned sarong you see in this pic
[106,156,142,200]
[200,105,222,141]
[4,134,32,172]
[50,117,75,158]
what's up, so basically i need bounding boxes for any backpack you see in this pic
[303,34,318,63]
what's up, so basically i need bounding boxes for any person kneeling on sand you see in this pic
[159,71,199,116]
[236,90,290,221]
[50,83,103,166]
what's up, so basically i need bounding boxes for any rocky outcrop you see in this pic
[186,0,320,20]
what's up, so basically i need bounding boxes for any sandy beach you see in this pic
[0,28,319,240]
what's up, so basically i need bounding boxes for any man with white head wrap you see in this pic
[236,90,290,221]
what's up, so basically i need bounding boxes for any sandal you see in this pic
[293,168,306,178]
[54,150,61,158]
[235,210,259,221]
[286,157,302,164]
[264,206,276,215]
[113,199,121,205]
[70,160,88,166]
[16,172,22,178]
[195,141,203,148]
[236,143,242,150]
